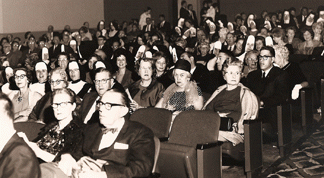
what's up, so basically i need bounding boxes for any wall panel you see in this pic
[1,0,104,33]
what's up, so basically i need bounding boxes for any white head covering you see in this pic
[306,13,315,26]
[145,51,152,58]
[265,36,274,47]
[178,18,185,28]
[264,20,272,31]
[5,67,13,75]
[68,61,79,70]
[214,41,222,50]
[245,35,255,51]
[42,47,49,60]
[70,40,77,45]
[35,62,47,71]
[95,61,106,69]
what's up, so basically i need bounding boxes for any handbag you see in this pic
[219,117,234,131]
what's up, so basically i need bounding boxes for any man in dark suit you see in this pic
[0,93,41,178]
[80,68,124,124]
[180,52,211,93]
[1,42,23,68]
[97,36,112,58]
[142,17,155,33]
[48,33,61,60]
[61,89,154,178]
[157,14,171,36]
[21,38,41,62]
[180,0,190,20]
[297,7,308,27]
[246,46,290,130]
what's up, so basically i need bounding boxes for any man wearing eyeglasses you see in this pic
[80,68,124,124]
[246,46,289,135]
[1,42,23,68]
[57,89,154,178]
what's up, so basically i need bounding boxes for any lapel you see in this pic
[83,92,99,120]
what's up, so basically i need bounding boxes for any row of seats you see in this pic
[130,108,262,178]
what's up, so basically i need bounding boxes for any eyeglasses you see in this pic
[49,79,64,86]
[15,74,26,80]
[224,71,241,76]
[52,101,72,109]
[58,58,68,61]
[259,55,272,61]
[247,58,258,61]
[96,100,124,110]
[94,78,112,85]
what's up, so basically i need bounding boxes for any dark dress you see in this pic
[33,116,84,162]
[205,86,242,122]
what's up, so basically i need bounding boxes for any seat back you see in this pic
[130,108,172,139]
[157,110,221,178]
[152,136,160,174]
[168,110,220,146]
[14,122,45,141]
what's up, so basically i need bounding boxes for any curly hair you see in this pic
[48,67,69,87]
[13,67,33,84]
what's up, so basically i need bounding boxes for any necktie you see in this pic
[262,72,266,79]
[101,127,118,134]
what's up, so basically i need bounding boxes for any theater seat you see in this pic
[221,119,263,178]
[14,121,44,141]
[277,104,292,157]
[130,108,172,140]
[157,110,221,178]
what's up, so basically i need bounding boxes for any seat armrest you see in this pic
[159,137,169,142]
[243,119,261,125]
[196,142,222,150]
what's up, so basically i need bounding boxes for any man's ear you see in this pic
[119,106,129,117]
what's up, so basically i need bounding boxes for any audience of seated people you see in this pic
[0,3,324,177]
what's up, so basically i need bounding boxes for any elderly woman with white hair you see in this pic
[203,58,259,145]
[28,67,82,124]
[273,45,308,100]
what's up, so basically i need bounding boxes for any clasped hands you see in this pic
[59,155,107,178]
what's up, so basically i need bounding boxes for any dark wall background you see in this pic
[104,0,178,27]
[220,0,324,22]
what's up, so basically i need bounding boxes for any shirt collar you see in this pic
[262,66,273,78]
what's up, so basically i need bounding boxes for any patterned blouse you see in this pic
[36,125,65,155]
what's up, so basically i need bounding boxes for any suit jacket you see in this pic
[142,24,156,33]
[79,81,125,122]
[246,67,290,107]
[0,133,41,178]
[73,120,155,178]
[21,48,41,61]
[192,64,211,93]
[180,7,190,20]
[49,44,74,59]
[157,21,171,35]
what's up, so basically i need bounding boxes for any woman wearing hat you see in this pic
[155,59,203,117]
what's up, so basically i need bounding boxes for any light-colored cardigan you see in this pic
[203,83,259,134]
